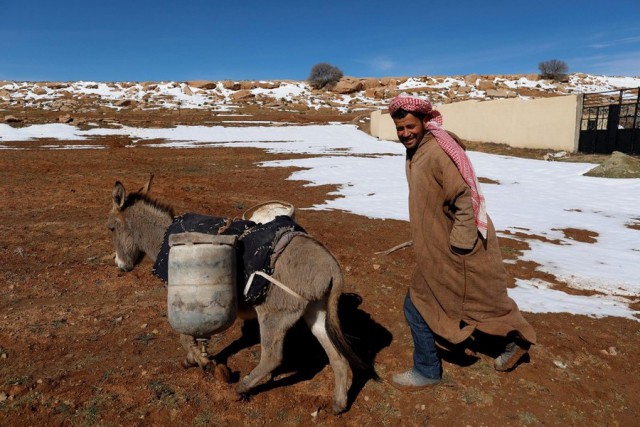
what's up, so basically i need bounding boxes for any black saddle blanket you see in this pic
[152,213,305,303]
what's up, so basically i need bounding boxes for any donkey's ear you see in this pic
[113,181,126,209]
[141,173,154,195]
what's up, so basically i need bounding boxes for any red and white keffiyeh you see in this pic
[389,93,488,239]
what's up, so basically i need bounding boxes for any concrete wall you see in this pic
[370,95,583,152]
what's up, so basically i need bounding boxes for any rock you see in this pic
[230,89,254,101]
[379,77,397,88]
[584,151,640,178]
[464,74,479,85]
[363,78,381,90]
[45,82,69,90]
[332,77,364,94]
[222,80,241,91]
[256,81,280,90]
[485,88,511,98]
[477,79,496,91]
[543,151,568,161]
[4,115,21,123]
[140,82,158,91]
[59,114,73,123]
[187,80,218,90]
[114,99,134,107]
[239,81,257,90]
[213,363,231,383]
[181,85,193,96]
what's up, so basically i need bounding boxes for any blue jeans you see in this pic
[403,292,442,379]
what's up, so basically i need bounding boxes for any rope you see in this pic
[243,271,305,300]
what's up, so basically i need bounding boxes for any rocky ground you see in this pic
[0,94,639,426]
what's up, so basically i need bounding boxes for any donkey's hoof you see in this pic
[180,357,198,369]
[233,390,249,402]
[213,363,231,383]
[332,401,347,415]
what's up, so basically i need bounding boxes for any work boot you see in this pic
[392,368,441,390]
[494,339,530,371]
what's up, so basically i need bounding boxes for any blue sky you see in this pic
[2,0,639,82]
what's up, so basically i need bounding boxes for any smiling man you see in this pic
[388,93,536,390]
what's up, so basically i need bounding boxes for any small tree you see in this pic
[307,63,343,90]
[538,59,569,81]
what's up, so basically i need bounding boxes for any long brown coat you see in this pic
[406,132,536,345]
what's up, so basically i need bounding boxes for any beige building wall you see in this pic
[370,95,582,152]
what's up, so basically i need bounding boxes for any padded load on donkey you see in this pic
[152,212,306,303]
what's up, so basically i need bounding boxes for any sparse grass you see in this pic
[373,401,401,420]
[5,375,30,386]
[193,411,211,426]
[518,411,540,425]
[51,318,67,328]
[81,401,100,427]
[149,380,175,400]
[183,165,201,174]
[461,387,494,406]
[501,246,516,255]
[53,401,73,416]
[246,408,263,419]
[135,333,155,345]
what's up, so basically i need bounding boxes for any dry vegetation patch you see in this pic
[555,227,599,243]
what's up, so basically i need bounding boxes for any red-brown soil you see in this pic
[1,109,638,426]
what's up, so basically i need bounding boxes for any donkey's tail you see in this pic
[326,262,378,380]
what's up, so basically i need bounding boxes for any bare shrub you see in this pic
[308,63,343,90]
[538,59,569,81]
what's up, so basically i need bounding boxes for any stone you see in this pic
[114,99,134,107]
[257,81,280,89]
[4,115,21,123]
[477,79,496,91]
[332,77,364,94]
[485,88,510,98]
[187,80,218,90]
[464,74,479,85]
[584,151,640,178]
[230,90,254,101]
[222,80,241,90]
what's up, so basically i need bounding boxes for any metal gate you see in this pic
[578,87,640,154]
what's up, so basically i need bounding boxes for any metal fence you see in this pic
[578,87,640,154]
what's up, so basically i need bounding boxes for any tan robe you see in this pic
[406,132,536,345]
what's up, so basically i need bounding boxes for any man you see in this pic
[388,93,536,389]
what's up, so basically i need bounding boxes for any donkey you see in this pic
[106,176,365,414]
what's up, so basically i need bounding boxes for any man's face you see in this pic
[393,113,426,150]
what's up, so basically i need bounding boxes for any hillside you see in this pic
[2,73,639,124]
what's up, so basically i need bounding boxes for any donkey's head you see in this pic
[106,175,155,271]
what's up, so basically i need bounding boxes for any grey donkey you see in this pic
[106,176,368,414]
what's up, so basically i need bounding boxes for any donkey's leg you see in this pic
[236,307,302,395]
[303,299,350,414]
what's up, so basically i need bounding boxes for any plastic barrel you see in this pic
[167,233,238,339]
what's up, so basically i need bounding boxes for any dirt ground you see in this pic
[1,107,639,426]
